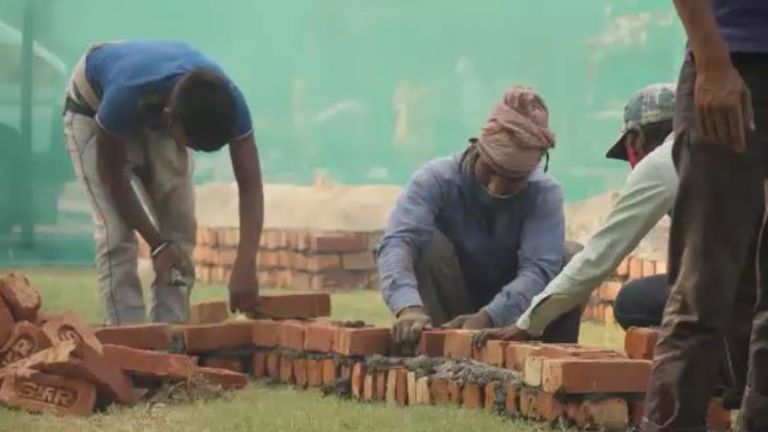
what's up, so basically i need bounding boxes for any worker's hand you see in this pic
[229,256,259,314]
[695,60,754,153]
[472,325,530,349]
[151,241,185,275]
[443,310,493,330]
[392,306,432,349]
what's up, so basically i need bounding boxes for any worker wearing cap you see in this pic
[62,40,263,324]
[376,86,584,349]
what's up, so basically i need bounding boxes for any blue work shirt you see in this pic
[85,40,252,139]
[375,152,565,326]
[712,0,768,53]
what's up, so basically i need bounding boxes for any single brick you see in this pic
[600,281,623,302]
[341,252,375,271]
[505,342,544,371]
[415,376,431,405]
[307,359,323,387]
[385,370,397,404]
[505,383,519,414]
[334,327,391,356]
[462,382,483,410]
[542,358,651,394]
[0,299,14,349]
[655,260,668,275]
[707,400,732,431]
[305,254,342,272]
[41,312,103,353]
[629,399,645,427]
[484,382,498,413]
[407,371,417,407]
[523,356,546,387]
[266,353,280,378]
[203,357,244,374]
[189,301,230,324]
[615,258,629,277]
[0,369,97,417]
[253,353,267,378]
[183,321,255,353]
[293,359,308,389]
[519,387,538,418]
[309,233,368,253]
[259,293,331,319]
[417,330,446,357]
[278,321,307,352]
[447,380,462,406]
[395,368,408,406]
[628,257,643,279]
[625,327,659,360]
[482,340,507,367]
[195,367,248,390]
[304,323,337,353]
[321,359,336,385]
[375,371,387,401]
[363,373,376,401]
[0,272,41,322]
[103,344,195,381]
[642,260,657,278]
[351,363,366,399]
[94,324,173,351]
[430,377,450,405]
[0,322,51,368]
[279,358,294,384]
[573,398,629,430]
[443,330,477,360]
[252,319,280,348]
[537,392,565,422]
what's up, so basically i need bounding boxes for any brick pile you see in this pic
[139,228,382,290]
[582,256,667,325]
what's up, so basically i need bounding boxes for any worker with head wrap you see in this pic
[375,86,583,350]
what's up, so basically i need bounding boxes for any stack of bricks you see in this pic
[138,228,382,290]
[582,256,668,325]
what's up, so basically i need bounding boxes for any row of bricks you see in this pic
[196,266,378,291]
[615,256,667,280]
[194,248,376,272]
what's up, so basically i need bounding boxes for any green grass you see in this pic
[0,266,625,432]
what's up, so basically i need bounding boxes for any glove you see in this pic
[443,310,492,330]
[392,306,432,347]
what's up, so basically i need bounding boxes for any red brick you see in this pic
[196,265,212,283]
[0,273,41,322]
[642,260,657,278]
[334,327,391,356]
[430,378,450,405]
[321,359,336,385]
[278,321,306,351]
[415,377,431,405]
[189,301,230,324]
[394,368,408,406]
[195,367,248,390]
[279,358,294,384]
[259,293,331,319]
[257,251,281,269]
[484,382,498,412]
[706,400,732,431]
[417,330,446,357]
[309,233,368,253]
[615,258,629,277]
[102,344,194,381]
[542,358,651,394]
[625,327,659,360]
[572,398,629,430]
[252,319,280,348]
[94,324,173,351]
[0,300,14,348]
[376,371,388,401]
[41,312,103,353]
[266,353,280,378]
[182,321,255,352]
[253,353,267,378]
[212,249,238,267]
[406,371,417,405]
[537,392,565,422]
[262,230,286,250]
[462,382,483,410]
[482,340,507,367]
[304,254,342,272]
[519,387,538,418]
[307,359,323,387]
[505,342,544,371]
[304,323,338,353]
[197,228,218,246]
[448,380,462,406]
[0,322,51,368]
[293,359,308,388]
[523,355,546,387]
[656,260,668,275]
[351,363,366,399]
[505,383,519,414]
[443,330,477,360]
[0,369,97,417]
[628,257,644,279]
[203,357,244,373]
[341,252,375,271]
[600,281,623,302]
[630,399,645,427]
[363,373,376,401]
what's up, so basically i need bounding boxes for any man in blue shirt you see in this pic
[376,86,582,349]
[63,40,263,325]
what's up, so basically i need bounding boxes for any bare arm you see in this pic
[674,0,729,67]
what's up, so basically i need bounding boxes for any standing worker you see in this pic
[376,86,583,350]
[63,40,263,325]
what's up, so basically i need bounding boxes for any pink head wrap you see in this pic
[475,86,556,178]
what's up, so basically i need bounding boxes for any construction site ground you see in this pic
[0,266,624,432]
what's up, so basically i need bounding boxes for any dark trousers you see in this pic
[642,54,768,432]
[414,231,583,343]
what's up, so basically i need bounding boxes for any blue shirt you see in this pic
[85,40,252,139]
[713,0,768,52]
[375,152,565,326]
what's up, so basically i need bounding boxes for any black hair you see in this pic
[171,69,236,152]
[628,119,673,154]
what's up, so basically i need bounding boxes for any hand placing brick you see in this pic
[0,369,97,417]
[0,322,52,368]
[95,324,173,351]
[189,301,230,324]
[102,344,195,382]
[334,327,392,356]
[0,272,41,322]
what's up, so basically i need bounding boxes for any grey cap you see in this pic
[606,83,676,161]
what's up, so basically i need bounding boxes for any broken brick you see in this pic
[415,376,431,405]
[462,382,483,410]
[266,353,280,378]
[0,322,51,368]
[183,321,254,353]
[334,327,391,356]
[189,301,229,324]
[430,377,450,405]
[103,344,194,381]
[0,299,13,348]
[94,324,173,351]
[293,359,308,389]
[447,380,462,406]
[195,367,248,390]
[0,369,97,417]
[259,293,331,319]
[279,357,294,384]
[203,357,244,374]
[252,319,280,348]
[482,340,507,367]
[542,358,651,394]
[278,321,307,352]
[417,330,446,357]
[252,352,267,378]
[443,330,476,360]
[41,312,102,353]
[321,359,336,385]
[304,323,337,353]
[625,327,659,360]
[307,359,323,387]
[351,363,366,399]
[573,398,629,430]
[0,273,41,322]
